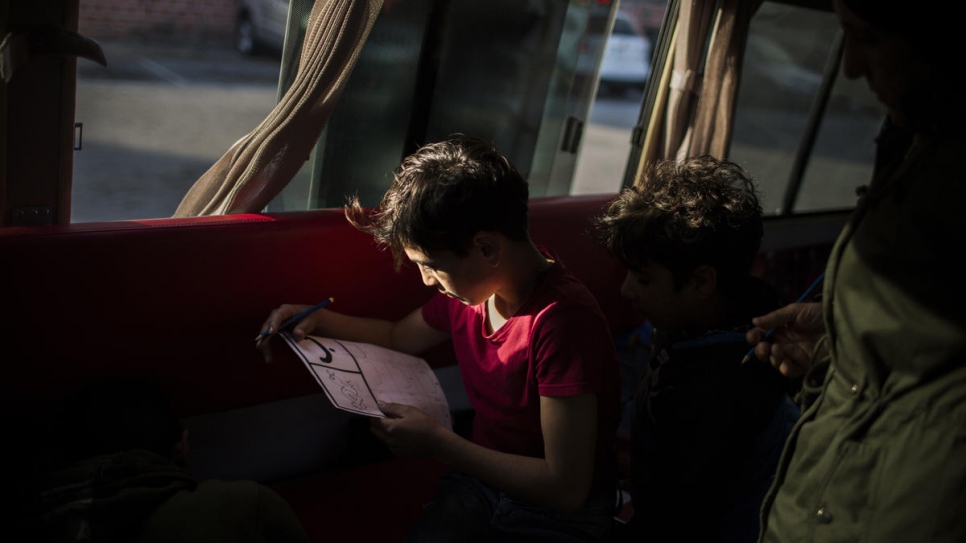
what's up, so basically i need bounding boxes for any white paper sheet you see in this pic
[281,333,452,429]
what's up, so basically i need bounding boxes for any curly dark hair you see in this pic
[593,155,763,296]
[345,135,529,269]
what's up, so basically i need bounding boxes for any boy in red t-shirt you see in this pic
[259,135,620,542]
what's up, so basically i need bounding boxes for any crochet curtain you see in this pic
[173,0,383,217]
[637,0,762,183]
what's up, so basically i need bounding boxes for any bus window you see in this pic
[72,12,285,223]
[268,0,649,212]
[571,3,664,196]
[69,0,666,223]
[794,68,883,213]
[729,0,886,216]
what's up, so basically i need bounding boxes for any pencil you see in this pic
[741,273,825,365]
[255,297,334,343]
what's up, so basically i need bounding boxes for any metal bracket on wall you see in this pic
[0,25,106,83]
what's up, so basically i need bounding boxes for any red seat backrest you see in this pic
[0,195,638,418]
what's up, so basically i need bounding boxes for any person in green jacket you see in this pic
[746,0,966,541]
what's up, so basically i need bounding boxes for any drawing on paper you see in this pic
[280,333,452,429]
[324,368,367,411]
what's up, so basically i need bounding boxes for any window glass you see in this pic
[613,17,636,35]
[70,0,665,222]
[274,0,640,209]
[729,1,884,216]
[571,0,664,196]
[72,42,283,223]
[269,0,432,211]
[795,67,885,213]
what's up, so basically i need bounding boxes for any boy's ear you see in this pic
[690,265,718,299]
[474,232,501,265]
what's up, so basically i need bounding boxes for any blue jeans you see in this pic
[404,470,617,543]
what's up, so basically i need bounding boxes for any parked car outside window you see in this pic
[598,13,652,94]
[577,11,653,96]
[235,0,288,55]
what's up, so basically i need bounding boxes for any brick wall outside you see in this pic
[79,0,237,43]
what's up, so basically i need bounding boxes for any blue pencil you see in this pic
[741,273,825,364]
[255,297,334,342]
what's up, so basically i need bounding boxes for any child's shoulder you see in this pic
[536,259,602,312]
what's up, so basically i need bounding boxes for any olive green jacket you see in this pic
[759,123,966,542]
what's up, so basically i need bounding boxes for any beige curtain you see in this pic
[637,0,762,184]
[663,0,717,161]
[173,0,383,217]
[690,0,761,157]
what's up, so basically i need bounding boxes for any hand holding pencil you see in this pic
[255,297,334,347]
[743,274,825,376]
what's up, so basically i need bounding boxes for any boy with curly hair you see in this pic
[594,155,799,543]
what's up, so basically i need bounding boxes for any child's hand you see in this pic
[746,302,825,377]
[370,402,445,458]
[256,303,316,343]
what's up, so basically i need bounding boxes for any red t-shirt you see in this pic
[421,249,620,474]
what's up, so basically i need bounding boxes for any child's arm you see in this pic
[372,393,598,512]
[257,303,449,355]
